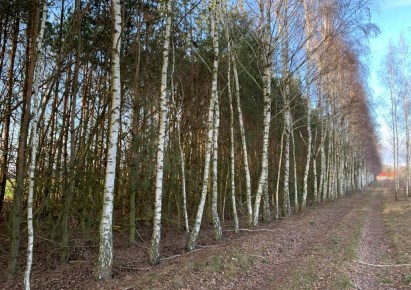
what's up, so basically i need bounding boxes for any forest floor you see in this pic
[2,183,411,289]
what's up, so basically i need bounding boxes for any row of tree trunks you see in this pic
[0,0,383,283]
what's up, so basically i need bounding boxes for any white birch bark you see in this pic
[319,121,327,202]
[312,128,319,202]
[275,131,284,219]
[252,68,272,225]
[395,123,399,196]
[169,40,189,233]
[399,36,410,197]
[186,93,215,251]
[227,41,239,233]
[337,139,343,197]
[263,179,271,223]
[281,0,291,216]
[24,2,47,288]
[318,11,329,203]
[301,97,312,206]
[232,53,253,225]
[149,0,172,265]
[211,98,222,240]
[97,0,122,279]
[170,64,189,233]
[313,153,318,202]
[253,1,273,226]
[129,4,142,243]
[353,153,356,192]
[283,111,291,215]
[386,43,400,200]
[329,129,336,199]
[351,154,356,191]
[179,129,189,233]
[210,0,222,241]
[301,0,313,210]
[404,101,410,198]
[324,134,331,199]
[327,116,334,199]
[291,129,298,212]
[186,0,219,251]
[341,126,348,195]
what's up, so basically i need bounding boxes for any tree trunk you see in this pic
[170,43,189,233]
[232,53,253,226]
[96,0,122,279]
[319,120,327,202]
[61,0,82,262]
[186,0,220,251]
[283,111,291,216]
[129,4,142,243]
[0,17,19,214]
[227,43,239,233]
[281,0,291,217]
[210,4,222,240]
[253,1,273,226]
[211,98,222,240]
[275,131,284,220]
[301,0,313,210]
[8,0,40,276]
[291,129,298,212]
[149,0,172,266]
[25,1,47,287]
[399,36,410,198]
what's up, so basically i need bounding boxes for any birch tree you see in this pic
[170,44,189,233]
[8,0,40,275]
[291,129,298,212]
[275,131,284,219]
[381,36,410,200]
[25,1,47,288]
[96,0,122,279]
[0,1,385,283]
[149,0,172,266]
[253,0,274,226]
[227,52,239,233]
[224,14,239,232]
[186,0,220,250]
[398,34,410,198]
[301,0,314,210]
[210,0,222,240]
[281,0,292,216]
[232,52,253,225]
[383,42,400,201]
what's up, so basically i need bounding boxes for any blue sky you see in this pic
[368,0,411,165]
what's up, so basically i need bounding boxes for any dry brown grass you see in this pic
[382,191,411,286]
[383,198,411,214]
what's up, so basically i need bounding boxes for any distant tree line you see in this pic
[380,33,410,201]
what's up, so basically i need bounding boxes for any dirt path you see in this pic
[3,185,410,289]
[351,188,403,289]
[94,185,410,290]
